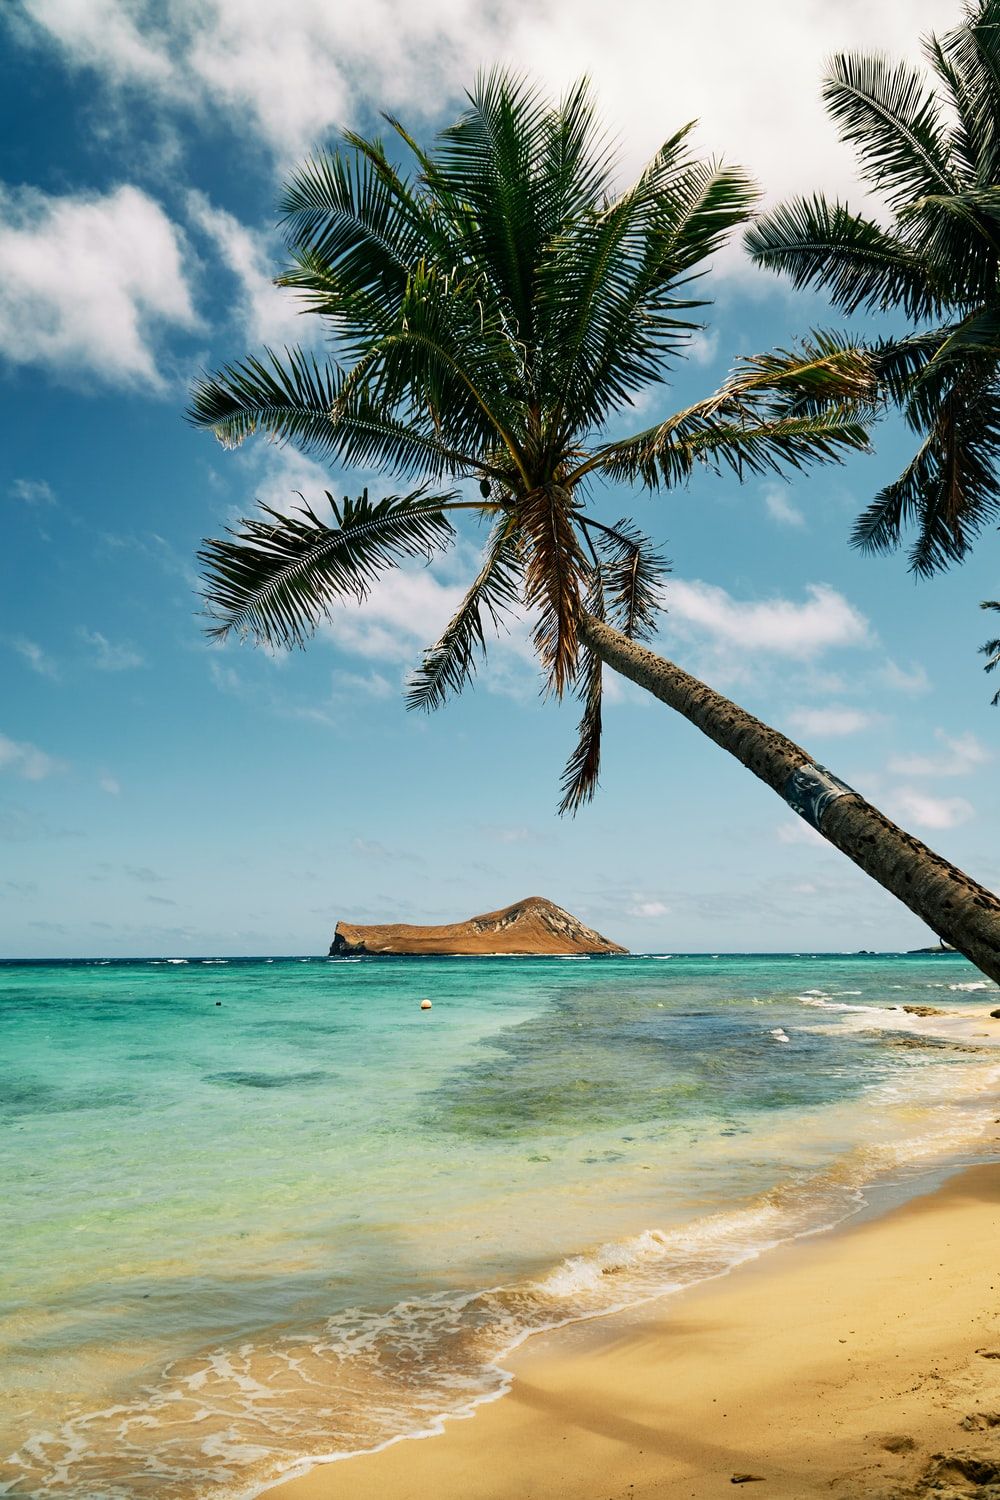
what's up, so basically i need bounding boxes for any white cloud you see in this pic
[186,191,307,345]
[322,567,463,663]
[19,0,172,84]
[0,731,67,780]
[238,445,337,514]
[329,668,394,698]
[16,0,948,214]
[878,659,931,696]
[0,183,196,386]
[79,629,145,671]
[99,775,121,795]
[492,826,533,844]
[788,706,873,738]
[888,731,991,779]
[9,477,56,506]
[762,485,805,529]
[888,788,974,831]
[686,328,719,367]
[776,819,826,848]
[667,580,870,658]
[9,637,59,679]
[628,899,669,918]
[208,659,244,695]
[318,538,538,695]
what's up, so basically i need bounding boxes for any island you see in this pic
[329,896,628,957]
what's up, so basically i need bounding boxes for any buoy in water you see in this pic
[420,998,432,1011]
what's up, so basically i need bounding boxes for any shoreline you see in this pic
[269,1158,1000,1500]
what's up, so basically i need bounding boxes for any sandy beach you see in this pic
[273,1161,1000,1500]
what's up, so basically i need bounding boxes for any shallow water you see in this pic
[2,952,999,1498]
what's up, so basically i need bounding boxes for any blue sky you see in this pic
[2,0,998,958]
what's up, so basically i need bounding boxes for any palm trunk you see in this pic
[579,612,1000,984]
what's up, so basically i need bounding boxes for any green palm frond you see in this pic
[851,369,1000,574]
[981,599,1000,704]
[558,578,606,815]
[275,143,441,345]
[745,197,938,318]
[538,128,756,434]
[823,52,959,208]
[199,488,458,646]
[431,69,553,340]
[933,1,1000,184]
[187,349,494,479]
[406,516,523,711]
[582,517,669,641]
[649,158,760,281]
[590,336,874,488]
[747,7,1000,579]
[188,349,341,454]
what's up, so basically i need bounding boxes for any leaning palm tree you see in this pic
[745,0,1000,683]
[190,72,1000,981]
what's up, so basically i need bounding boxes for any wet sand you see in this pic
[271,1161,1000,1500]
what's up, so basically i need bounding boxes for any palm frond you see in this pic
[582,517,669,640]
[275,144,441,342]
[431,69,552,340]
[745,196,939,318]
[538,124,723,431]
[650,158,760,281]
[823,51,959,209]
[589,335,874,488]
[558,575,605,815]
[935,1,1000,185]
[199,488,457,646]
[851,369,1000,574]
[520,482,585,696]
[981,599,1000,704]
[361,259,531,479]
[186,348,495,480]
[406,516,523,711]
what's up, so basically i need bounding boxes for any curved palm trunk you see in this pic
[579,613,1000,984]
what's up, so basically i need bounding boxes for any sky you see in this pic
[2,0,999,958]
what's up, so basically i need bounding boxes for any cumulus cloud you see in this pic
[888,788,974,831]
[329,668,395,699]
[0,183,196,386]
[776,819,826,848]
[666,580,871,659]
[186,190,307,345]
[15,0,948,212]
[762,485,805,528]
[628,899,669,918]
[318,539,538,695]
[79,628,145,671]
[9,636,59,679]
[788,706,873,738]
[888,731,991,779]
[9,477,56,506]
[878,659,931,696]
[0,731,67,780]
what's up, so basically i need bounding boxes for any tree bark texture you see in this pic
[579,612,1000,984]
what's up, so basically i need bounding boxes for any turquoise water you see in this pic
[2,952,999,1498]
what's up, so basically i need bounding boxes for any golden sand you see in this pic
[272,1162,1000,1500]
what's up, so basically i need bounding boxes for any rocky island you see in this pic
[329,896,627,957]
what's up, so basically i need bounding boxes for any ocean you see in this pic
[2,951,999,1498]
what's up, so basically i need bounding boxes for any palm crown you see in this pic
[191,71,870,810]
[747,0,1000,577]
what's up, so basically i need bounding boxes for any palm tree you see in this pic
[190,72,1000,981]
[745,0,1000,687]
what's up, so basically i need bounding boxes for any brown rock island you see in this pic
[329,896,627,957]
